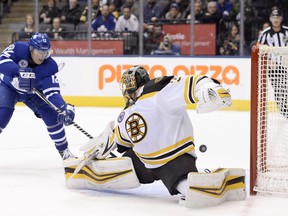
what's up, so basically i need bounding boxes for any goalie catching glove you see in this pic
[80,121,116,160]
[194,77,232,114]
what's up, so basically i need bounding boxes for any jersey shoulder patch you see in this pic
[117,111,125,123]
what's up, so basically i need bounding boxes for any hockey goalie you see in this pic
[63,66,246,208]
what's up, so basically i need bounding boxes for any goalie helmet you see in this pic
[120,66,150,106]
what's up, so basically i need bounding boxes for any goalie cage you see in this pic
[251,45,288,195]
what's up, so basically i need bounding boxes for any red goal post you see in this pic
[250,45,288,195]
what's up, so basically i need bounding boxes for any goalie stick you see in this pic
[33,88,116,157]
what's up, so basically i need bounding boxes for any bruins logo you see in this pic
[125,113,147,143]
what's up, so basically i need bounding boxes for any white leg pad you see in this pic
[185,168,246,208]
[63,157,140,190]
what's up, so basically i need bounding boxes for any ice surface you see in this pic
[0,106,287,216]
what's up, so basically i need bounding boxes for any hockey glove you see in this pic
[58,103,75,126]
[10,68,36,94]
[195,79,232,114]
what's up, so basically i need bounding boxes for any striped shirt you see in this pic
[258,25,288,46]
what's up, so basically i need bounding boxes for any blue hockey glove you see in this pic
[58,103,75,126]
[10,68,36,94]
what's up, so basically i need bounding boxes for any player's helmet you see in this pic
[120,66,150,105]
[29,32,51,51]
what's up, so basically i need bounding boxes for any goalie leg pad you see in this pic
[185,168,246,208]
[64,157,140,190]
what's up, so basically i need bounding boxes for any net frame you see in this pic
[250,45,288,195]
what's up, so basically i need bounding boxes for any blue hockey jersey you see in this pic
[0,41,66,108]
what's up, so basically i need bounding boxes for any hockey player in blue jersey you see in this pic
[0,32,76,160]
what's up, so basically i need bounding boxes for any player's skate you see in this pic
[59,148,76,160]
[185,168,246,208]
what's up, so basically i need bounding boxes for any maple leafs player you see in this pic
[67,66,246,207]
[0,33,75,160]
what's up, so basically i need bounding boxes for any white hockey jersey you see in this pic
[115,75,202,169]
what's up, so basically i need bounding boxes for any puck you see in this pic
[199,144,207,153]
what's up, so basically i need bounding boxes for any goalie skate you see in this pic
[185,168,246,208]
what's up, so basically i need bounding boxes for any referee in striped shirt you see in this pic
[257,9,288,46]
[257,9,288,119]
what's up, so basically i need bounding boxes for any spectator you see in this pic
[18,14,35,39]
[91,4,116,32]
[143,23,165,54]
[144,0,162,25]
[79,0,101,23]
[164,3,182,23]
[60,0,82,26]
[99,0,108,7]
[183,1,204,23]
[108,0,125,11]
[115,5,139,54]
[219,23,240,55]
[171,0,189,13]
[108,2,119,20]
[200,1,223,34]
[46,17,74,40]
[262,21,270,30]
[216,0,233,19]
[249,28,263,49]
[152,34,181,55]
[115,6,139,32]
[201,1,222,23]
[121,0,140,18]
[39,0,61,24]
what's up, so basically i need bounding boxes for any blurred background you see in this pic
[0,0,287,57]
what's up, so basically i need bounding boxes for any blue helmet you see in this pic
[29,33,51,51]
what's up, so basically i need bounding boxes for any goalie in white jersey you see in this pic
[65,66,246,207]
[114,65,233,195]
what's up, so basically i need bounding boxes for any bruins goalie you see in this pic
[64,66,246,208]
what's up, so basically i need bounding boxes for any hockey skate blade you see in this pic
[185,168,246,208]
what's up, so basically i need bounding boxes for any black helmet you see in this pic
[120,66,150,105]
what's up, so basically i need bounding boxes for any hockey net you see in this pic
[251,45,288,195]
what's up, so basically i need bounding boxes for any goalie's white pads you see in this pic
[185,168,246,208]
[194,79,232,114]
[80,121,116,160]
[64,157,140,190]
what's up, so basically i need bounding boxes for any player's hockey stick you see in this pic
[33,88,117,159]
[33,88,94,139]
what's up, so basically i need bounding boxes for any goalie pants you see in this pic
[0,83,69,151]
[123,149,198,195]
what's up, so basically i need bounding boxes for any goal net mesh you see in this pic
[255,45,288,194]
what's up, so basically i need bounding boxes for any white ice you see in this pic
[0,106,287,216]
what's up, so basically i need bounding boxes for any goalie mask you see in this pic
[120,66,150,106]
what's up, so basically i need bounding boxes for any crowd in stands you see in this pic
[0,0,18,24]
[3,0,288,55]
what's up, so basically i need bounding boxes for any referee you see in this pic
[257,9,288,46]
[257,9,288,119]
